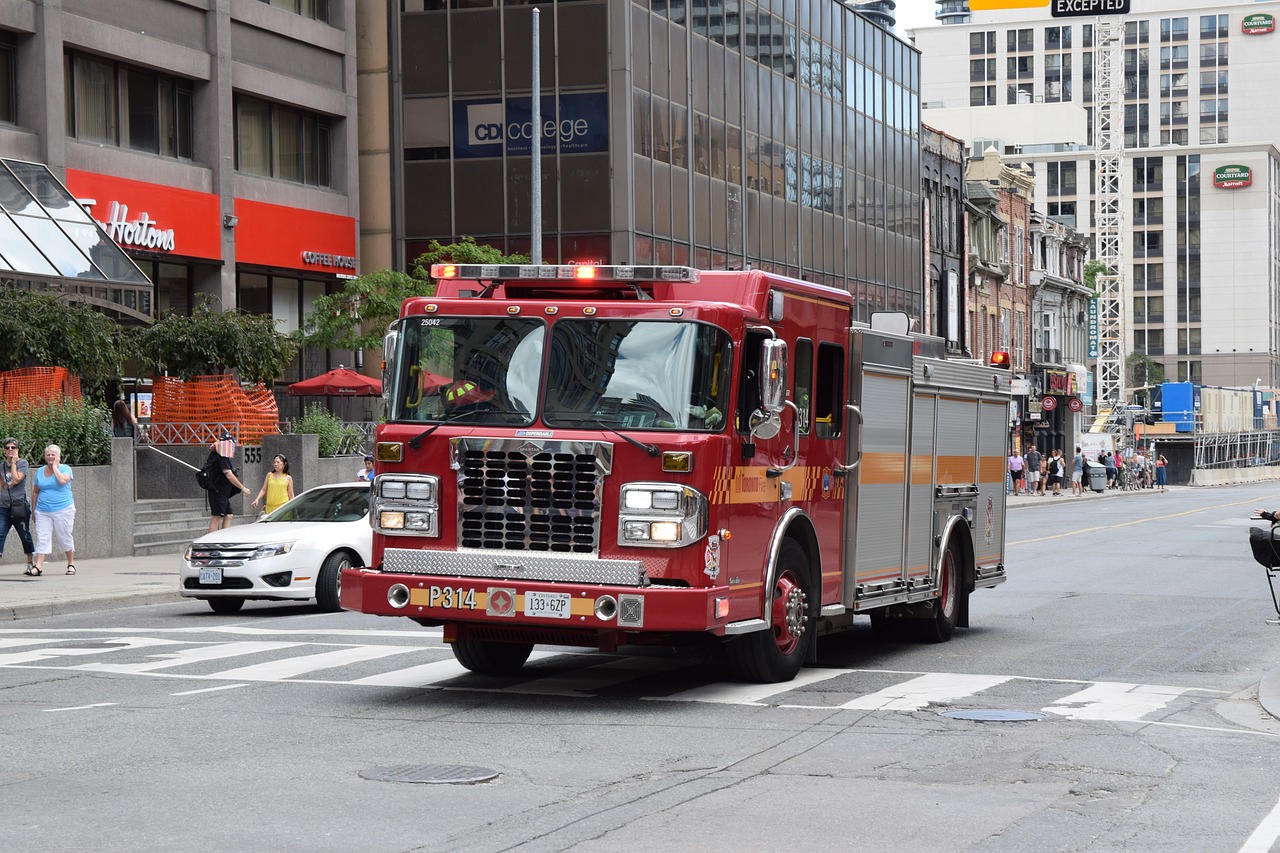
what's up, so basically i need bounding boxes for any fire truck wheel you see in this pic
[914,538,962,643]
[316,551,353,613]
[727,540,815,683]
[451,638,534,675]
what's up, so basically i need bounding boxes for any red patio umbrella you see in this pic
[287,367,382,397]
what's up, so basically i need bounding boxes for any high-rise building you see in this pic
[913,0,1280,389]
[0,0,362,398]
[935,1,971,26]
[393,0,924,320]
[849,1,897,30]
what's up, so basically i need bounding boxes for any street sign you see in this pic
[1041,396,1058,412]
[1068,397,1083,413]
[1051,0,1130,17]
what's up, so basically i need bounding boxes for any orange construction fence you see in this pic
[149,375,280,445]
[0,367,83,410]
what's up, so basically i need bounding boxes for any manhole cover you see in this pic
[940,709,1048,722]
[359,765,499,784]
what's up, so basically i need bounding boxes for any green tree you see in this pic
[0,286,127,397]
[129,297,298,383]
[298,237,529,353]
[1127,352,1166,407]
[1083,259,1110,294]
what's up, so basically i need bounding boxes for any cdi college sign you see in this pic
[454,93,608,159]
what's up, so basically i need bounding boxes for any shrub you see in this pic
[292,403,360,458]
[0,399,112,466]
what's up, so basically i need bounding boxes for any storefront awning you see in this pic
[0,158,152,320]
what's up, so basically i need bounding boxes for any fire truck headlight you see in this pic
[404,512,435,533]
[373,474,440,537]
[618,484,708,548]
[380,511,406,529]
[381,481,407,499]
[406,481,434,501]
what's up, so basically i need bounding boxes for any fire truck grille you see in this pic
[458,448,602,553]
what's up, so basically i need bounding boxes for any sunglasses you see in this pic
[3,445,16,450]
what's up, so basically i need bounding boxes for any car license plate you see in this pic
[199,568,223,585]
[524,590,571,619]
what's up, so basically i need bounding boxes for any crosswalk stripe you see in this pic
[0,636,183,666]
[1044,681,1189,721]
[662,667,852,705]
[207,645,422,681]
[76,642,307,673]
[836,673,1014,711]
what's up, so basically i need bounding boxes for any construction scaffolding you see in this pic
[1193,430,1280,470]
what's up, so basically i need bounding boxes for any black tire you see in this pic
[316,551,353,613]
[451,638,534,674]
[913,537,963,643]
[208,597,245,614]
[727,540,816,683]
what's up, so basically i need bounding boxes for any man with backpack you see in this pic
[202,432,252,533]
[1024,446,1043,496]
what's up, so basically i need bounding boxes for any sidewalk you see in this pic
[1006,482,1175,509]
[1,550,183,621]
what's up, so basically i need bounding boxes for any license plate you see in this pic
[524,590,571,619]
[199,568,223,585]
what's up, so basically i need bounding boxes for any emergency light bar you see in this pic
[431,263,700,283]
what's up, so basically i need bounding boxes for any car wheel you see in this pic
[208,598,244,614]
[316,551,352,613]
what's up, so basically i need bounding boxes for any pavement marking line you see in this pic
[1044,681,1189,721]
[170,684,249,696]
[1010,494,1280,546]
[0,636,185,666]
[837,672,1013,711]
[206,644,422,681]
[661,667,854,705]
[74,641,307,673]
[1240,792,1280,852]
[513,655,689,697]
[43,703,117,712]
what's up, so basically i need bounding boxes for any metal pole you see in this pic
[530,8,542,264]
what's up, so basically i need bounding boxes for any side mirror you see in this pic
[382,322,400,403]
[759,338,788,415]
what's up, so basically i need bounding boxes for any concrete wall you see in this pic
[1190,466,1280,487]
[1,438,366,565]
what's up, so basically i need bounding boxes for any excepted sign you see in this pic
[1051,0,1130,16]
[453,93,608,160]
[1087,298,1099,358]
[1214,165,1253,189]
[1243,14,1275,35]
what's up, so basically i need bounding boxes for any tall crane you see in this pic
[1091,17,1127,435]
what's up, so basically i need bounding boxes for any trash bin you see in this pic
[1087,464,1107,493]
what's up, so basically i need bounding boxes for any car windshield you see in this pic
[542,320,732,430]
[387,315,544,426]
[263,486,369,523]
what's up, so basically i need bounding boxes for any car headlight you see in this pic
[248,543,295,560]
[618,484,707,548]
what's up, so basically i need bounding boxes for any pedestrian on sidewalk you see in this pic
[1048,448,1065,496]
[1025,446,1043,496]
[30,444,75,577]
[1156,451,1168,492]
[1008,451,1024,495]
[206,432,252,533]
[1,437,35,573]
[1071,446,1084,496]
[1103,451,1117,489]
[251,454,294,517]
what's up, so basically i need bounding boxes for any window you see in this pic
[970,85,996,107]
[1047,162,1077,196]
[1177,327,1201,355]
[969,31,995,54]
[1006,29,1033,53]
[970,58,996,82]
[1160,17,1188,42]
[235,94,332,187]
[1045,26,1071,51]
[261,0,329,23]
[1007,56,1034,79]
[813,343,844,439]
[1007,84,1034,104]
[0,33,14,124]
[793,339,812,435]
[1199,43,1227,67]
[64,52,193,158]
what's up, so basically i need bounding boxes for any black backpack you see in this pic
[196,453,217,490]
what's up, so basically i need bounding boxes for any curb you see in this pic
[2,590,184,622]
[1260,666,1280,723]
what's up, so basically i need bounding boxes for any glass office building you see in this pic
[399,0,923,321]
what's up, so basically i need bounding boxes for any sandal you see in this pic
[23,567,35,576]
[30,566,41,576]
[65,565,76,575]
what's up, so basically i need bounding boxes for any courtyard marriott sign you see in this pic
[1214,165,1253,189]
[1243,14,1275,35]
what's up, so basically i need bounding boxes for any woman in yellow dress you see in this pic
[251,454,295,517]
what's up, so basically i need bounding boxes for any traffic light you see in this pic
[989,351,1011,369]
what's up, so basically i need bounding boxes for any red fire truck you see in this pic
[340,264,1009,682]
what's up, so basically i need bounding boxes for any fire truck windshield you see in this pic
[543,320,731,431]
[388,316,544,425]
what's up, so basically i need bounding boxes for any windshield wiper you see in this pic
[589,420,660,458]
[407,409,533,449]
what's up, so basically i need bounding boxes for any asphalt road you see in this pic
[3,482,1280,852]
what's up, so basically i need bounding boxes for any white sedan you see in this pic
[180,482,371,614]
